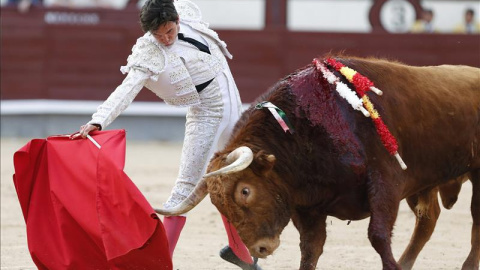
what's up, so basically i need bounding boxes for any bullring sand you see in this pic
[1,137,472,269]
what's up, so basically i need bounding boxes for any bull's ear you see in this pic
[251,150,276,175]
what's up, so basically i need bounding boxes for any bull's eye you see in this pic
[235,183,253,207]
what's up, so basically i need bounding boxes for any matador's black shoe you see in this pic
[219,245,263,270]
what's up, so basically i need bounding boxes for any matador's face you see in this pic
[152,20,180,46]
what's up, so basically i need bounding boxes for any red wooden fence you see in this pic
[2,5,479,103]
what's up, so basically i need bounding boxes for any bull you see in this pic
[156,56,480,270]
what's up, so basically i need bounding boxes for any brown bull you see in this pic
[156,56,480,270]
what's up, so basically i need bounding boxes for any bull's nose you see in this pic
[253,245,269,258]
[250,237,280,258]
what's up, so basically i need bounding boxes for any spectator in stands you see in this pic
[7,0,40,13]
[74,0,261,269]
[454,8,480,34]
[411,8,436,33]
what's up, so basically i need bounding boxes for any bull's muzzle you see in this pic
[249,237,281,258]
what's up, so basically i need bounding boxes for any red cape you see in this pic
[13,130,172,270]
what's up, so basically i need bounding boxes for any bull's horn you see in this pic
[154,146,253,216]
[204,146,254,177]
[155,178,208,216]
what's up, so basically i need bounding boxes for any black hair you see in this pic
[139,0,179,33]
[466,8,474,17]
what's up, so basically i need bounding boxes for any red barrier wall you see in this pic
[2,6,479,103]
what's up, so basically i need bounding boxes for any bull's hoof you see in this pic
[219,245,263,270]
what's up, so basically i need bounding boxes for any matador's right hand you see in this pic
[71,124,99,139]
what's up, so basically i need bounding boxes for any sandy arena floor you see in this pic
[1,136,474,269]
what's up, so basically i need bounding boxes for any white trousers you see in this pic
[163,70,242,210]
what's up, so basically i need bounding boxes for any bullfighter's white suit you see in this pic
[88,0,242,210]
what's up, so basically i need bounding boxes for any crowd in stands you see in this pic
[410,7,480,34]
[3,0,479,34]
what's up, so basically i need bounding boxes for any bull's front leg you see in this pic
[291,210,327,270]
[367,170,402,270]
